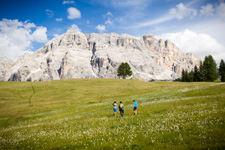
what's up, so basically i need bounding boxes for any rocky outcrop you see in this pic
[1,30,200,82]
[0,57,14,81]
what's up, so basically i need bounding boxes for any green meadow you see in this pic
[0,79,225,149]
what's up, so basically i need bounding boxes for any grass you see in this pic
[0,79,225,149]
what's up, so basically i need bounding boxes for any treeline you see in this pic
[181,55,225,82]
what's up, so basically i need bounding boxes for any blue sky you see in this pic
[0,0,225,63]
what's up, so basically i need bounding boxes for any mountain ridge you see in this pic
[0,30,200,81]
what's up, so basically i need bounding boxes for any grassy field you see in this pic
[0,79,225,149]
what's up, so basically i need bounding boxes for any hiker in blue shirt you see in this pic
[112,101,117,116]
[118,101,124,117]
[133,99,137,115]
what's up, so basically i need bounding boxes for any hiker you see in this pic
[133,99,137,115]
[119,101,124,117]
[112,101,117,116]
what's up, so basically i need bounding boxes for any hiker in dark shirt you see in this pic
[118,101,124,117]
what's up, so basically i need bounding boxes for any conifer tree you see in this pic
[199,61,204,81]
[203,55,218,81]
[193,65,199,82]
[185,70,189,82]
[117,62,132,79]
[181,69,185,82]
[219,59,225,82]
[189,70,194,82]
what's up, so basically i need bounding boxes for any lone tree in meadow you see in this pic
[117,62,132,79]
[219,59,225,82]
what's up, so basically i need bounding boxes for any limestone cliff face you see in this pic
[0,57,15,81]
[2,30,200,81]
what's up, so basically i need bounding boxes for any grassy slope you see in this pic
[0,79,224,149]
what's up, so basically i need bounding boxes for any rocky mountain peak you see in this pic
[1,30,200,82]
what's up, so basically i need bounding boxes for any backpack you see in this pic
[119,104,123,109]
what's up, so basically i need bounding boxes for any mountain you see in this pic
[0,30,200,82]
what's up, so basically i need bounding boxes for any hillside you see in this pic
[0,79,225,149]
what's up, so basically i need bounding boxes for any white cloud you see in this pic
[156,29,225,64]
[63,1,75,4]
[69,24,81,32]
[105,18,113,25]
[32,27,48,43]
[24,22,36,29]
[109,0,149,8]
[67,7,81,20]
[128,15,173,28]
[106,11,113,17]
[125,2,198,29]
[46,9,54,17]
[56,18,63,22]
[200,4,214,16]
[216,2,225,20]
[169,3,197,20]
[0,19,48,61]
[53,34,59,38]
[86,20,90,24]
[95,25,105,33]
[188,18,225,45]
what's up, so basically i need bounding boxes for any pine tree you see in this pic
[219,59,225,75]
[203,56,209,81]
[199,61,204,81]
[203,55,218,81]
[219,59,225,82]
[221,71,225,82]
[181,69,185,82]
[181,69,192,82]
[193,65,199,82]
[117,62,132,79]
[189,70,194,82]
[185,70,189,82]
